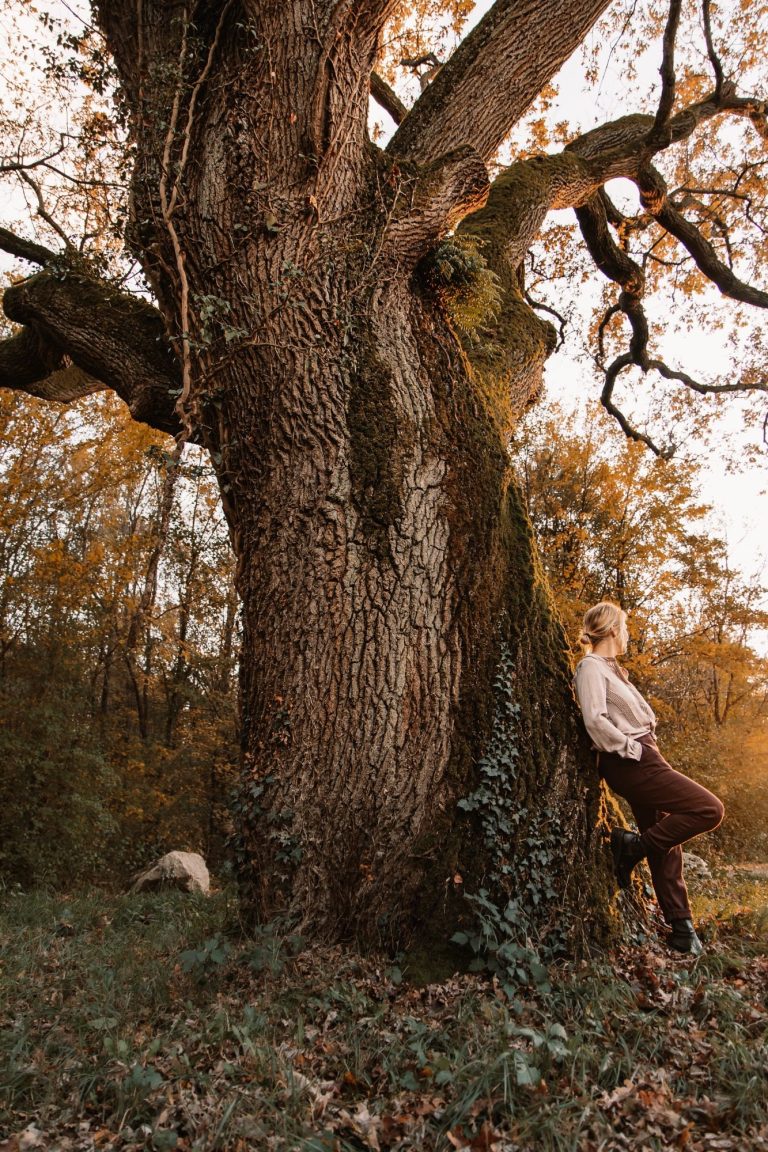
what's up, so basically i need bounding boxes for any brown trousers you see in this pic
[598,734,724,922]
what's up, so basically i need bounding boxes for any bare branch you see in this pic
[647,358,767,395]
[636,163,768,309]
[18,170,74,250]
[0,141,66,174]
[524,292,566,349]
[388,0,612,164]
[576,188,767,454]
[370,72,408,126]
[702,0,724,101]
[600,354,673,458]
[672,191,734,267]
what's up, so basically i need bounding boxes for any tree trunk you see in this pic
[89,3,620,957]
[193,240,608,952]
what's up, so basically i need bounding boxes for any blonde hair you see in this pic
[580,601,625,651]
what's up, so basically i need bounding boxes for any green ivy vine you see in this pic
[453,644,567,993]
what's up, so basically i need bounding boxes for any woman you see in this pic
[574,601,724,956]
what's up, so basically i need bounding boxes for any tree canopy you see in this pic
[1,0,766,457]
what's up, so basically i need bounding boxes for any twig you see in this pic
[524,292,567,349]
[17,170,74,249]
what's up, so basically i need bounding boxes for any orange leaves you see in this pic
[446,1120,506,1150]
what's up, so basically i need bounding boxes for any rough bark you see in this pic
[388,0,613,164]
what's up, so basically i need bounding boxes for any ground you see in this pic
[0,867,766,1152]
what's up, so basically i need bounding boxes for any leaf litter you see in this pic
[0,886,766,1151]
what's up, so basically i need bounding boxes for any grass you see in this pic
[0,873,766,1152]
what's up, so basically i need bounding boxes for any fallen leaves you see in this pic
[3,890,768,1152]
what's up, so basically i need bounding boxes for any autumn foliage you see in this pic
[0,390,237,887]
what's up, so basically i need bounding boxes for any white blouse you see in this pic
[574,654,656,760]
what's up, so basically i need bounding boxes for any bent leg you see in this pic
[628,801,691,922]
[600,739,724,923]
[600,738,724,853]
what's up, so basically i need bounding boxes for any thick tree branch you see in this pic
[383,146,490,261]
[455,85,768,286]
[636,163,768,309]
[0,227,58,266]
[370,72,407,126]
[1,268,182,435]
[1,325,61,389]
[567,87,766,188]
[387,0,612,164]
[0,327,106,404]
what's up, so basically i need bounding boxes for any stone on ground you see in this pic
[682,852,712,882]
[130,851,210,895]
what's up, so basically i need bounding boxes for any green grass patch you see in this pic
[0,876,766,1151]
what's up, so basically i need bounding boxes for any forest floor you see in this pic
[0,866,766,1152]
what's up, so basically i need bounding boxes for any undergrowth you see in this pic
[0,875,766,1151]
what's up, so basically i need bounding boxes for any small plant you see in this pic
[418,235,502,335]
[242,923,304,975]
[179,934,231,982]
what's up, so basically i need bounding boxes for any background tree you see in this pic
[1,0,767,956]
[0,388,238,887]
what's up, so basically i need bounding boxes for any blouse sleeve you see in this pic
[574,659,642,760]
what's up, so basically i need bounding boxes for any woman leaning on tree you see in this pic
[574,601,724,955]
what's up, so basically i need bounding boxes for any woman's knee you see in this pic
[700,794,725,831]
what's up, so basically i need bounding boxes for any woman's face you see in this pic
[616,616,629,654]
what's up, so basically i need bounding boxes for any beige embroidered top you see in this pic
[574,654,656,760]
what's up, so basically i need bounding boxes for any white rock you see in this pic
[18,1126,45,1151]
[130,851,210,895]
[682,851,712,881]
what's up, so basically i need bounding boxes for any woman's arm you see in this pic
[574,660,643,760]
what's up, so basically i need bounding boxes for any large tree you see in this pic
[1,0,766,957]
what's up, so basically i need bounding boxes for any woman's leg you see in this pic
[599,737,724,922]
[625,800,690,922]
